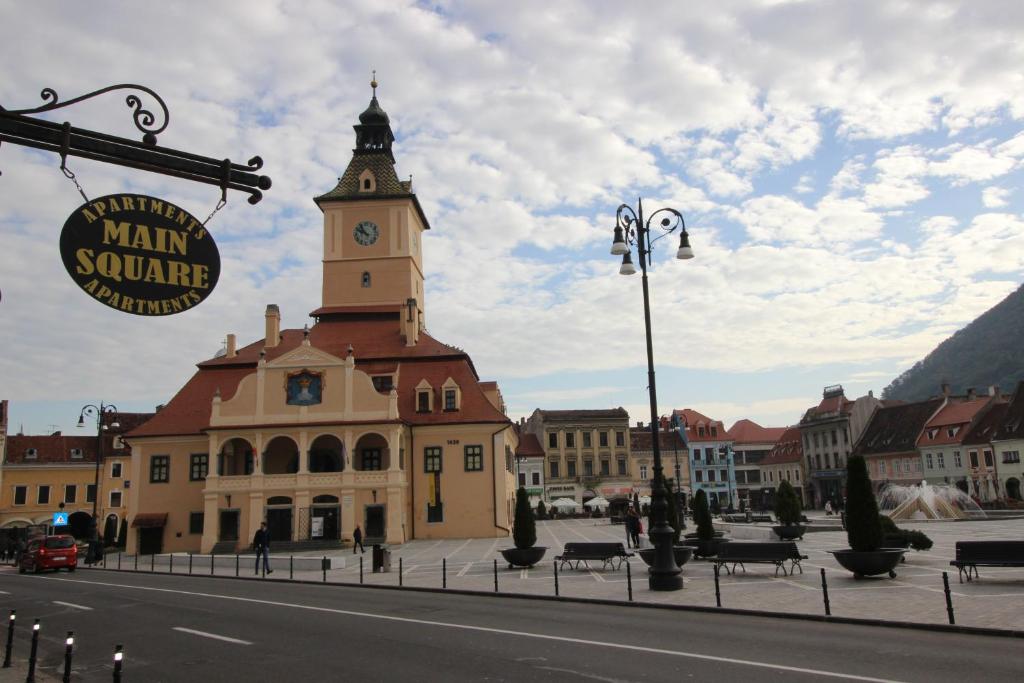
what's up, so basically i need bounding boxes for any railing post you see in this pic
[112,644,123,683]
[3,610,15,668]
[359,555,364,584]
[820,568,831,616]
[943,572,956,625]
[399,557,403,587]
[553,560,559,597]
[134,553,138,571]
[322,556,327,583]
[117,552,121,570]
[151,553,155,573]
[626,560,633,602]
[169,553,174,574]
[493,559,499,593]
[235,554,239,577]
[62,631,74,683]
[27,619,39,683]
[713,564,722,607]
[210,553,215,576]
[188,553,193,575]
[289,555,294,581]
[443,558,446,589]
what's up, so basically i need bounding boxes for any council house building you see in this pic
[125,82,516,555]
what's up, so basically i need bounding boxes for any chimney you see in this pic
[868,390,874,398]
[402,298,420,347]
[265,304,280,348]
[941,382,951,397]
[967,387,976,401]
[989,385,1000,397]
[226,334,237,358]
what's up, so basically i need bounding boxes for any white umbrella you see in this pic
[638,495,652,505]
[551,497,580,510]
[584,497,610,508]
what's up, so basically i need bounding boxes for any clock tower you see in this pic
[314,78,429,326]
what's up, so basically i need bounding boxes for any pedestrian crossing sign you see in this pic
[53,512,69,526]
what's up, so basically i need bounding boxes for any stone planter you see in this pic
[682,537,730,558]
[637,546,693,568]
[500,546,547,568]
[830,548,905,579]
[772,525,806,541]
[882,534,910,562]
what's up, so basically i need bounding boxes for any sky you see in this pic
[2,0,1024,436]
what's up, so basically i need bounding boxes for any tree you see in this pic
[774,480,802,526]
[710,494,721,516]
[536,500,546,520]
[648,480,682,545]
[845,455,883,552]
[693,489,714,541]
[513,487,536,550]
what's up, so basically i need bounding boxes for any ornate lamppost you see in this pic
[78,403,118,563]
[668,414,686,528]
[610,198,693,591]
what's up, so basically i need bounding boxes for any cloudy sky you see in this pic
[2,1,1024,436]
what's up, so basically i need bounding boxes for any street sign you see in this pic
[53,512,69,526]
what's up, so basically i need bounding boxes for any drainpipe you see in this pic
[408,424,415,541]
[492,424,512,534]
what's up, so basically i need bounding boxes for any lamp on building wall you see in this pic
[610,198,692,591]
[77,402,119,563]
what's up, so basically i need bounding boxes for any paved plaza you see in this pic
[86,514,1024,632]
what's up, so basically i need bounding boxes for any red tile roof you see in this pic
[672,408,725,442]
[918,398,989,446]
[515,433,544,457]
[963,402,1009,446]
[533,408,629,421]
[129,318,508,439]
[854,398,944,456]
[995,380,1024,440]
[727,419,787,445]
[4,434,98,464]
[761,426,803,466]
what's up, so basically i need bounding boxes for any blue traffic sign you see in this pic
[53,512,69,526]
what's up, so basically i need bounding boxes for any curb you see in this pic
[78,566,1024,640]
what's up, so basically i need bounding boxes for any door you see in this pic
[138,527,163,555]
[266,508,293,543]
[219,510,240,542]
[364,505,385,541]
[312,506,340,540]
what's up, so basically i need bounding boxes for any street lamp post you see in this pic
[610,197,693,591]
[668,415,686,529]
[78,403,118,563]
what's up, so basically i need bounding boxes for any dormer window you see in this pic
[711,426,718,437]
[70,448,84,459]
[25,448,37,460]
[927,428,939,440]
[698,426,705,438]
[372,375,394,393]
[358,169,377,192]
[416,380,434,413]
[362,271,372,288]
[947,426,959,438]
[441,378,461,412]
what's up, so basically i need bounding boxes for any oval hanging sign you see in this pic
[59,194,220,316]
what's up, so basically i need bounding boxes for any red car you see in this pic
[19,535,78,573]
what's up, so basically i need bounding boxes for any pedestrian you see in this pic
[253,522,272,575]
[824,500,833,516]
[624,511,635,548]
[353,524,365,554]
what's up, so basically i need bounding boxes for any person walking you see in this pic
[623,512,635,549]
[353,524,365,554]
[253,522,272,575]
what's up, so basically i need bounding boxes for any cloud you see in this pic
[981,186,1011,208]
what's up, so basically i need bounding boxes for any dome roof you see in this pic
[359,96,390,125]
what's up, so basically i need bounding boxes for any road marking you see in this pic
[480,537,500,562]
[46,576,904,682]
[172,627,252,645]
[444,538,473,561]
[457,561,474,577]
[52,601,92,611]
[0,590,9,594]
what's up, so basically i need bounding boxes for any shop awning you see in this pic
[131,513,168,528]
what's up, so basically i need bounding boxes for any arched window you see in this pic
[362,271,371,288]
[363,178,372,189]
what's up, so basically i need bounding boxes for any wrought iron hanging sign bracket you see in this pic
[0,84,272,203]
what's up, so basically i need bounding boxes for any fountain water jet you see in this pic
[878,480,985,521]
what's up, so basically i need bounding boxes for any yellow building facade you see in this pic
[125,85,516,554]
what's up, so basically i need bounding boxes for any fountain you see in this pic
[878,480,986,521]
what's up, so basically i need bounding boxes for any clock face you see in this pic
[353,220,379,246]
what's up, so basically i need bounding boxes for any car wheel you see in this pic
[33,563,41,574]
[18,565,25,574]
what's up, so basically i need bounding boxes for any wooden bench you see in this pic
[949,541,1024,583]
[555,542,633,571]
[714,541,808,576]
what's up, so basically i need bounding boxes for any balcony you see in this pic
[206,469,404,494]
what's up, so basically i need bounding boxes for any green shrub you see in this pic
[693,489,714,541]
[845,455,883,552]
[513,487,536,550]
[774,480,802,526]
[878,514,899,534]
[877,514,933,552]
[907,530,933,551]
[536,500,546,520]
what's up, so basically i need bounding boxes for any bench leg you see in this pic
[792,560,803,575]
[775,562,783,577]
[957,565,965,584]
[735,562,745,574]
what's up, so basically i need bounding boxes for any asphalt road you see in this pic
[0,566,1019,682]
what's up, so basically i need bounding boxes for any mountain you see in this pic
[883,282,1024,401]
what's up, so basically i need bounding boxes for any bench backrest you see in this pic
[955,541,1024,563]
[563,542,628,555]
[716,541,800,560]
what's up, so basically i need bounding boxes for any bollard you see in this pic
[118,552,122,571]
[820,568,831,616]
[359,555,364,584]
[626,560,633,602]
[112,644,123,683]
[210,554,215,576]
[169,553,174,574]
[3,610,15,668]
[27,619,40,683]
[189,553,193,575]
[151,553,155,573]
[235,554,239,577]
[103,551,107,568]
[493,559,498,593]
[62,631,74,683]
[443,558,446,589]
[134,553,138,571]
[399,557,403,587]
[713,564,722,607]
[290,556,294,581]
[943,572,956,625]
[553,560,559,597]
[322,556,327,583]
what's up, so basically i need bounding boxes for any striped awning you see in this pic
[131,513,168,528]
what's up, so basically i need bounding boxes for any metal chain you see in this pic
[202,196,227,226]
[60,163,89,202]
